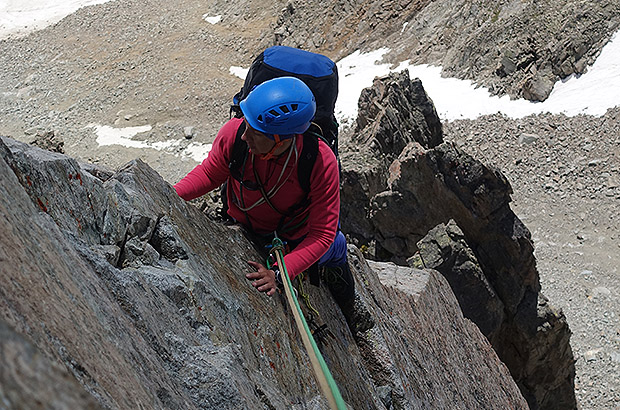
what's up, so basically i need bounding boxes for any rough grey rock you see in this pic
[408,220,505,340]
[183,126,195,139]
[0,135,527,409]
[340,71,443,248]
[340,72,576,410]
[350,248,528,409]
[1,137,110,246]
[522,74,556,103]
[412,221,576,410]
[441,110,620,409]
[518,132,540,145]
[0,319,103,410]
[29,129,64,153]
[354,70,443,155]
[0,0,615,407]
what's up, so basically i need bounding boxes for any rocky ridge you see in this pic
[443,111,620,409]
[1,132,528,408]
[339,71,575,409]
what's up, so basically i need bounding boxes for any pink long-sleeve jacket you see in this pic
[174,118,340,279]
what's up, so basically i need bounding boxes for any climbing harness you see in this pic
[268,234,346,410]
[236,140,298,213]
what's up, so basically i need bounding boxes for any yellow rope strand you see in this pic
[297,272,321,318]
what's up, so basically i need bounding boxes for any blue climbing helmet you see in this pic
[239,76,316,140]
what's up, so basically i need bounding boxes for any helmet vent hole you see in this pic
[269,109,280,117]
[280,105,290,113]
[291,104,298,111]
[257,115,263,122]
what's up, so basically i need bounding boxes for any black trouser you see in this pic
[321,263,355,309]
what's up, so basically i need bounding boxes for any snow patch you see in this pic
[183,142,212,162]
[334,30,620,122]
[0,0,111,39]
[202,14,221,24]
[542,30,620,117]
[230,66,249,79]
[335,48,393,126]
[92,124,153,148]
[90,124,212,162]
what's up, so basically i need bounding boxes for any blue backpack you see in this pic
[229,46,340,196]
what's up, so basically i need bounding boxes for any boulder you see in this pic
[522,72,555,102]
[29,129,65,153]
[408,220,505,340]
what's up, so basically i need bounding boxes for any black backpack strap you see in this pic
[297,127,320,194]
[229,121,248,181]
[274,124,321,232]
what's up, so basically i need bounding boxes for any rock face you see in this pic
[0,319,102,410]
[412,222,575,410]
[272,0,620,101]
[349,249,528,409]
[339,70,443,252]
[339,71,576,410]
[410,220,505,341]
[0,135,527,408]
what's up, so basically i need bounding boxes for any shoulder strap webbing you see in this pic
[229,121,248,181]
[297,126,320,194]
[226,121,320,234]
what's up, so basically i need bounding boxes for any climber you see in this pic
[174,77,369,331]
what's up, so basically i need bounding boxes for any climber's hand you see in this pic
[246,261,277,296]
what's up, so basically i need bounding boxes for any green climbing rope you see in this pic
[269,235,346,410]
